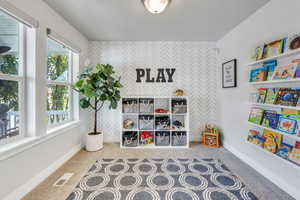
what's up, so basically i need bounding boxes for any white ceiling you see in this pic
[43,0,270,41]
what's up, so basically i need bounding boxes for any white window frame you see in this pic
[0,23,27,145]
[46,38,75,130]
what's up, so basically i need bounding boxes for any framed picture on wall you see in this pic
[222,59,237,88]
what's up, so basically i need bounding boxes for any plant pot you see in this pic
[85,132,103,152]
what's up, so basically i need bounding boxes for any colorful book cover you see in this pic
[277,116,297,134]
[251,45,265,61]
[262,110,279,129]
[288,148,300,166]
[247,127,264,146]
[264,88,279,104]
[263,60,277,80]
[275,88,300,106]
[264,39,284,58]
[291,59,300,78]
[276,136,294,159]
[257,88,267,104]
[271,63,298,80]
[263,129,282,153]
[250,67,268,82]
[248,107,264,125]
[285,33,300,52]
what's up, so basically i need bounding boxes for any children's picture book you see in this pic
[250,67,268,82]
[263,129,282,153]
[264,88,279,104]
[275,88,300,106]
[262,110,279,129]
[257,88,267,104]
[276,136,294,160]
[251,45,265,61]
[277,116,297,134]
[285,114,300,137]
[247,127,264,146]
[264,39,284,58]
[249,91,259,103]
[248,107,264,125]
[291,59,300,78]
[285,33,300,52]
[263,60,277,81]
[271,63,298,80]
[288,148,300,166]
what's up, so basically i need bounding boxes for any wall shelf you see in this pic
[246,142,299,169]
[247,48,300,66]
[250,103,300,110]
[247,121,300,141]
[121,96,189,148]
[250,78,300,85]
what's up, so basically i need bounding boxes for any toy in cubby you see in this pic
[202,124,220,148]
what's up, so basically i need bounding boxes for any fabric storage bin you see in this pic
[123,115,138,130]
[122,132,138,147]
[172,98,187,114]
[139,98,154,113]
[155,131,170,146]
[155,115,170,130]
[172,131,187,146]
[154,98,169,113]
[139,115,154,130]
[122,98,139,113]
[172,115,185,130]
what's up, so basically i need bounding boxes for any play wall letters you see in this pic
[136,68,176,83]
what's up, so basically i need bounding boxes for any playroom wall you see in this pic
[217,0,300,198]
[89,41,218,142]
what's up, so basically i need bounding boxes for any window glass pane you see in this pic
[0,11,19,75]
[47,85,70,126]
[0,80,19,140]
[47,39,69,82]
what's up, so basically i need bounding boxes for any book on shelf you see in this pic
[264,88,279,104]
[274,88,300,106]
[277,115,297,135]
[271,63,298,80]
[257,88,267,104]
[263,129,282,153]
[248,107,264,125]
[262,110,279,129]
[249,67,268,82]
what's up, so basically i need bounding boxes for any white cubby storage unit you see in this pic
[248,48,300,168]
[121,96,189,148]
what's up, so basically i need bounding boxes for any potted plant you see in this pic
[73,64,122,151]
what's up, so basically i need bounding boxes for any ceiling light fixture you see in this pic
[142,0,171,14]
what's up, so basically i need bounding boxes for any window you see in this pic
[46,38,75,128]
[0,11,26,144]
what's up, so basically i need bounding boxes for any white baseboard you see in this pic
[4,143,82,200]
[224,143,300,200]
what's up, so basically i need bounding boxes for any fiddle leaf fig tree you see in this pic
[73,64,122,135]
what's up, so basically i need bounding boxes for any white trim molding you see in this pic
[0,120,81,161]
[3,143,82,200]
[47,28,81,53]
[0,0,39,28]
[223,142,300,200]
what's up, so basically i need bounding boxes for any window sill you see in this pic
[0,120,81,161]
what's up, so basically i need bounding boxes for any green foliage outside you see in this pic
[74,64,122,134]
[0,54,19,111]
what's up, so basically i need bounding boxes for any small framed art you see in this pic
[222,59,237,88]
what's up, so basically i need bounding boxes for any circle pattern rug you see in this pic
[66,158,257,200]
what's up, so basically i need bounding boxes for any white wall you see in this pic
[90,41,218,143]
[0,0,90,199]
[217,0,300,199]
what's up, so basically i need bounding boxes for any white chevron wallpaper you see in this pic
[89,41,218,142]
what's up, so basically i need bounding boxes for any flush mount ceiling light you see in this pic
[142,0,171,14]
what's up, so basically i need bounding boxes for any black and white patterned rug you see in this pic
[66,158,257,200]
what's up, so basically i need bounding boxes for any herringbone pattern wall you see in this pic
[89,41,218,142]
